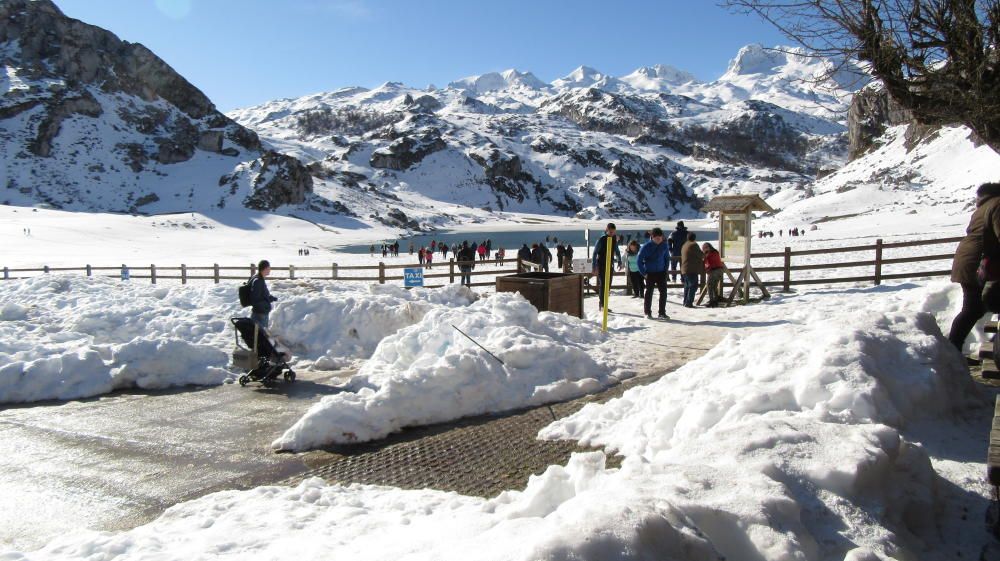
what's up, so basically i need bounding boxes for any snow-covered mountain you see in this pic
[0,0,312,214]
[227,44,868,229]
[1,0,891,233]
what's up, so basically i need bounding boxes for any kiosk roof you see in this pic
[702,194,774,213]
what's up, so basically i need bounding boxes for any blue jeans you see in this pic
[251,312,269,329]
[682,274,699,306]
[460,266,472,287]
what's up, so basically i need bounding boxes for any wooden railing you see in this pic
[0,257,549,288]
[0,236,962,290]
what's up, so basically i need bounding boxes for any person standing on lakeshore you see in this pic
[667,221,688,281]
[592,223,622,312]
[680,232,704,308]
[637,228,670,320]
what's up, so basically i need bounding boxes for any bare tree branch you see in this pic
[723,0,1000,154]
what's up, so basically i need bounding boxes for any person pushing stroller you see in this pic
[249,259,278,328]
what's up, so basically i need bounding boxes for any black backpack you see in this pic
[238,275,254,307]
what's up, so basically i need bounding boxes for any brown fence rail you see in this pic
[0,236,963,291]
[0,257,550,288]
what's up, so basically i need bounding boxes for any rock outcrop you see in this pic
[848,84,914,159]
[244,151,314,211]
[370,129,447,170]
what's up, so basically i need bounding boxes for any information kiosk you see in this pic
[702,194,774,305]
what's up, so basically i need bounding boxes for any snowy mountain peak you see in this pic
[552,65,620,90]
[723,44,801,77]
[448,69,547,93]
[621,64,699,91]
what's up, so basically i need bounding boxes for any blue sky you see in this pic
[52,0,788,112]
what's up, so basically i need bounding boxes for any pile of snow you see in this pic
[272,291,630,450]
[8,282,992,560]
[0,275,475,403]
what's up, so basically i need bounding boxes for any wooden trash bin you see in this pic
[496,272,584,319]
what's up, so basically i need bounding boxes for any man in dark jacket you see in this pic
[637,227,671,319]
[948,182,1000,353]
[517,243,532,263]
[667,221,689,281]
[457,241,476,287]
[592,223,622,311]
[250,259,278,328]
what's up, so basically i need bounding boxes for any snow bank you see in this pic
[3,283,990,560]
[271,283,475,370]
[272,291,627,450]
[0,275,475,404]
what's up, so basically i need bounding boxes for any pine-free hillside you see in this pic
[0,0,312,213]
[228,44,869,228]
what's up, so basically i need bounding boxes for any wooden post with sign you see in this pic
[702,194,773,305]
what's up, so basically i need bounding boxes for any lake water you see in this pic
[336,227,718,254]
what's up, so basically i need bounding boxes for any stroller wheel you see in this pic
[284,370,296,382]
[238,375,249,387]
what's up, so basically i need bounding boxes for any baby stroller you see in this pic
[230,317,296,387]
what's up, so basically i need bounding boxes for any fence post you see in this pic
[181,264,187,285]
[43,265,49,274]
[150,264,156,284]
[213,264,220,284]
[86,264,92,277]
[379,262,386,284]
[121,264,129,281]
[2,267,7,280]
[517,258,524,274]
[782,247,792,292]
[331,263,338,279]
[874,238,883,286]
[449,258,455,283]
[289,264,295,280]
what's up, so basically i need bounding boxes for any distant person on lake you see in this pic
[250,260,278,329]
[496,247,505,265]
[948,182,1000,356]
[556,243,565,269]
[592,223,622,312]
[564,244,574,272]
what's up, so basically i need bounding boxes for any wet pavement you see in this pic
[1,296,728,552]
[0,370,351,551]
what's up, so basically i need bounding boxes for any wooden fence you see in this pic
[0,258,546,289]
[0,235,963,290]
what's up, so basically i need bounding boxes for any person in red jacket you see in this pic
[702,242,725,308]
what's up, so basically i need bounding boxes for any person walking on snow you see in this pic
[948,182,1000,356]
[637,227,670,319]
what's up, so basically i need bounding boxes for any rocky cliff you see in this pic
[0,0,312,212]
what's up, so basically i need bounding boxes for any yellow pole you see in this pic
[602,235,612,332]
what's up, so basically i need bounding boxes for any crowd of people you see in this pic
[757,227,808,238]
[593,221,727,320]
